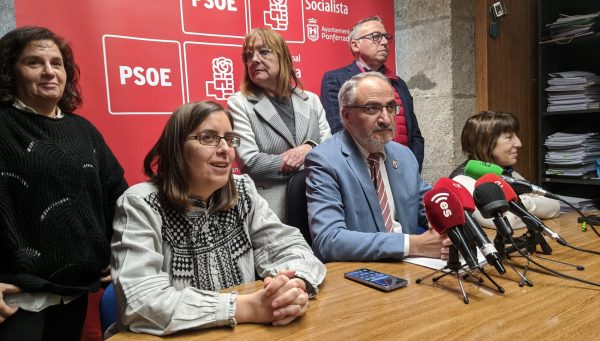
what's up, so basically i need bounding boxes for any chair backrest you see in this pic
[285,170,312,246]
[100,283,117,336]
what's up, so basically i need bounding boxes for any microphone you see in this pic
[434,178,506,274]
[472,181,514,240]
[464,160,561,200]
[424,187,479,270]
[477,174,568,246]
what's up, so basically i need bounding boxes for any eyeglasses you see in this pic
[345,102,399,116]
[355,32,393,43]
[241,46,274,64]
[186,133,241,147]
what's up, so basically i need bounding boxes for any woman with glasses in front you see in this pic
[227,28,331,222]
[110,101,325,336]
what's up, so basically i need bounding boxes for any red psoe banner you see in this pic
[184,42,245,107]
[181,0,248,38]
[103,35,185,115]
[14,0,395,184]
[248,0,305,43]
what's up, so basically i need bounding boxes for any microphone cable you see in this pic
[557,197,600,239]
[507,236,600,287]
[519,211,600,256]
[563,242,600,256]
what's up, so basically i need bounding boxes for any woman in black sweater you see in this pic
[0,26,127,340]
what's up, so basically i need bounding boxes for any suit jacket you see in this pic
[306,130,431,262]
[228,88,331,221]
[320,62,425,170]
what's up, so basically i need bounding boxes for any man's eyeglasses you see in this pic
[355,32,393,43]
[345,102,399,116]
[186,133,241,147]
[241,46,274,64]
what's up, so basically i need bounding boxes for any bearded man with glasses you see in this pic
[320,16,425,171]
[307,72,449,262]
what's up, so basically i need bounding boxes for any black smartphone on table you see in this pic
[344,268,408,292]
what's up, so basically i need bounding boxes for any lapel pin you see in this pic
[392,160,398,169]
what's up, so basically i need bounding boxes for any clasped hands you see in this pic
[235,269,309,326]
[279,144,312,175]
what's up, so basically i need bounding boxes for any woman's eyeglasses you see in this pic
[241,46,274,64]
[186,133,241,147]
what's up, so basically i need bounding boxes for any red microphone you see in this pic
[434,178,475,211]
[434,178,505,274]
[424,187,479,269]
[476,174,518,202]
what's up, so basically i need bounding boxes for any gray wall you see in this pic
[0,0,15,35]
[394,0,475,183]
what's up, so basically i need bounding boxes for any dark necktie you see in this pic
[367,153,394,232]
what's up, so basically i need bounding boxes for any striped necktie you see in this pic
[367,153,394,232]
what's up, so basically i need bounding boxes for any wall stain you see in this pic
[406,71,436,90]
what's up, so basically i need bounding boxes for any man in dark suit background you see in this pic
[307,72,448,262]
[320,16,425,170]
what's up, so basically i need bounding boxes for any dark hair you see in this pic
[0,26,82,112]
[143,101,238,211]
[240,27,302,98]
[460,110,520,163]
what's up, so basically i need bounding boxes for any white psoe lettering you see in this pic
[193,0,238,11]
[119,66,172,87]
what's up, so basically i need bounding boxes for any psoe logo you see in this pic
[206,57,235,101]
[264,0,289,31]
[307,18,319,42]
[431,192,452,218]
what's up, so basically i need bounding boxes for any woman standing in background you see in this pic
[227,27,331,221]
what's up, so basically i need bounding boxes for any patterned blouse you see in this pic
[111,174,326,335]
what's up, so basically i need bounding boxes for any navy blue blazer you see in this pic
[320,62,425,170]
[306,130,430,262]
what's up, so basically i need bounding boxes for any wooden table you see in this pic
[111,212,600,340]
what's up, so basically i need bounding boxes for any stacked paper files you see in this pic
[544,132,600,178]
[541,12,600,44]
[546,71,600,112]
[558,194,600,212]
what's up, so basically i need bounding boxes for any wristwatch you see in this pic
[303,140,317,148]
[294,276,317,298]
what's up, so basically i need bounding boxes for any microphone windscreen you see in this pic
[477,174,519,203]
[464,160,503,180]
[434,177,476,212]
[473,182,507,214]
[424,187,466,235]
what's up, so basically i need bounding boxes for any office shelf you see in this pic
[537,0,600,202]
[543,177,600,186]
